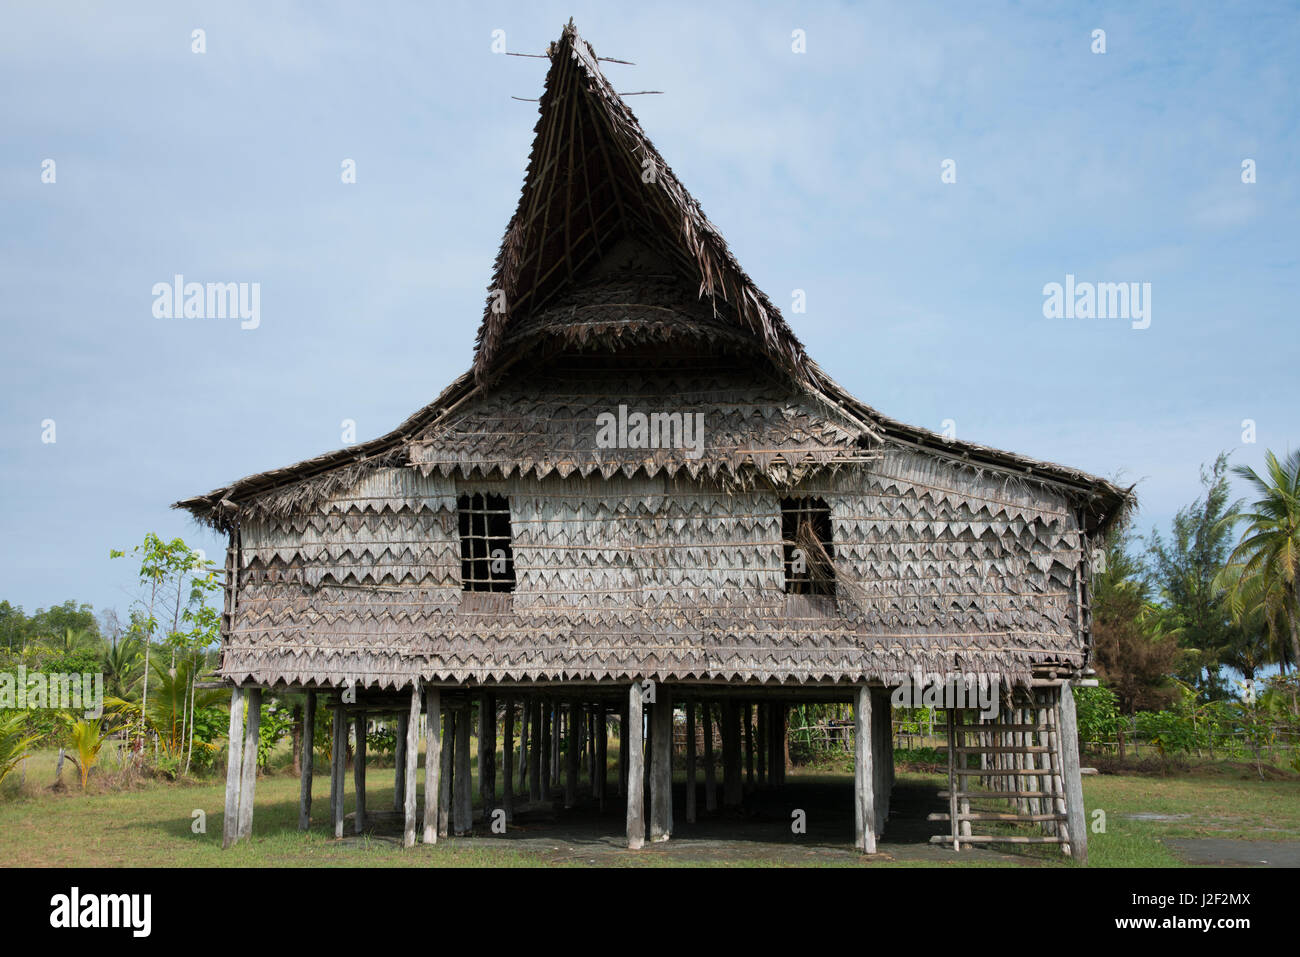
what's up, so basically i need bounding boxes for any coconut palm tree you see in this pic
[42,626,96,657]
[1224,449,1300,671]
[105,658,225,756]
[66,718,108,789]
[102,634,143,701]
[1215,559,1294,676]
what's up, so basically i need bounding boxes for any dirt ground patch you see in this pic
[1163,839,1300,867]
[340,777,1042,867]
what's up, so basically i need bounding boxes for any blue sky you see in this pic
[1,1,1297,621]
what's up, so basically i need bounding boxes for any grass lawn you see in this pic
[1,747,1296,867]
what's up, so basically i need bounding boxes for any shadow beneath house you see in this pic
[315,772,1033,864]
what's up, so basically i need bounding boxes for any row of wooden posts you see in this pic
[221,682,896,853]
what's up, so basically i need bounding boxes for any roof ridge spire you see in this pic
[474,23,810,389]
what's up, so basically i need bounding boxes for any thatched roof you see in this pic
[472,22,810,388]
[174,21,1133,535]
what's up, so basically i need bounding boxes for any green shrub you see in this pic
[1073,685,1120,745]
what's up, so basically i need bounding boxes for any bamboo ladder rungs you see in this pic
[928,812,1067,823]
[929,834,1066,845]
[954,745,1053,754]
[952,724,1047,733]
[952,767,1054,776]
[939,790,1054,800]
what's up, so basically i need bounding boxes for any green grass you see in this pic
[0,750,554,867]
[1,747,1295,867]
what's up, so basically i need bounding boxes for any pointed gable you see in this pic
[473,21,810,387]
[175,21,1131,541]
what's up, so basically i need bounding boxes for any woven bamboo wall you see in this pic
[227,441,1084,689]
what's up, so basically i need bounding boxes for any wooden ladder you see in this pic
[930,688,1072,854]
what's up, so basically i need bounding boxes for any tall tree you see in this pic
[28,600,100,643]
[0,601,28,655]
[1221,449,1300,674]
[1146,453,1241,700]
[112,535,209,752]
[1091,521,1179,713]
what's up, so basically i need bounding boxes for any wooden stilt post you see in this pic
[595,707,607,811]
[588,708,598,796]
[642,691,652,804]
[527,697,541,802]
[564,697,580,809]
[402,681,421,847]
[550,703,561,789]
[722,699,742,807]
[222,685,245,849]
[959,709,972,842]
[353,713,367,834]
[1057,682,1088,863]
[423,687,441,844]
[517,695,530,795]
[946,708,959,851]
[539,699,552,801]
[1049,692,1070,851]
[236,688,261,841]
[503,694,515,823]
[873,691,894,832]
[298,689,315,831]
[477,695,486,807]
[453,702,472,836]
[1037,692,1057,836]
[772,703,783,786]
[777,703,789,786]
[756,701,767,787]
[1015,706,1028,817]
[1023,706,1039,819]
[770,702,786,787]
[871,689,884,835]
[394,711,408,812]
[483,691,497,815]
[1000,722,1009,797]
[650,685,672,841]
[576,702,587,776]
[618,699,628,799]
[626,682,645,849]
[880,689,893,822]
[744,703,754,788]
[703,701,717,812]
[854,684,876,853]
[685,700,697,824]
[438,707,454,838]
[330,701,346,839]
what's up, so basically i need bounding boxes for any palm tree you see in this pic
[102,634,143,701]
[1224,450,1300,671]
[66,718,108,789]
[1215,559,1293,677]
[42,626,95,657]
[0,713,38,789]
[105,658,225,757]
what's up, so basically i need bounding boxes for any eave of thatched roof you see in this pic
[804,360,1135,534]
[173,372,476,531]
[472,20,811,389]
[174,355,1131,536]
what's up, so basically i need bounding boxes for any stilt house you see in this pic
[177,22,1130,858]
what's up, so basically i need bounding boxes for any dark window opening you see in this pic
[781,497,835,596]
[457,493,516,592]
